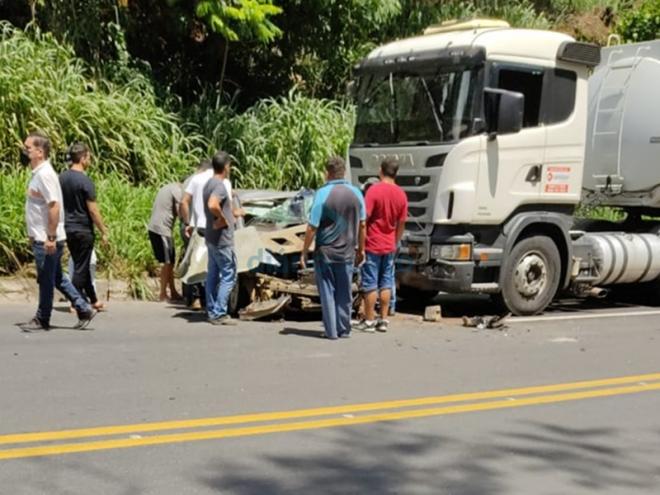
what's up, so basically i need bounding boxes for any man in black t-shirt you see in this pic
[59,143,109,309]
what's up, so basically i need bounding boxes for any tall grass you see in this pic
[213,92,355,190]
[0,169,167,297]
[0,170,31,275]
[0,22,205,184]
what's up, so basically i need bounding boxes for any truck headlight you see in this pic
[431,244,472,261]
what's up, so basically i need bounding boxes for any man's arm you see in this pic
[356,220,366,266]
[300,225,316,269]
[87,200,109,245]
[396,197,408,247]
[395,221,405,245]
[180,192,193,237]
[45,201,59,254]
[180,193,192,224]
[207,194,227,230]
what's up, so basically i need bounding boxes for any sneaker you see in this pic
[220,316,238,326]
[376,319,389,333]
[19,317,50,332]
[352,320,376,333]
[74,309,97,330]
[209,315,237,326]
[339,332,351,339]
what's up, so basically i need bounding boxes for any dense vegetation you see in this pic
[0,0,657,295]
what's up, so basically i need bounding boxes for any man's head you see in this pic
[325,156,346,181]
[23,132,51,167]
[198,158,212,172]
[212,151,231,177]
[379,158,399,181]
[68,142,91,169]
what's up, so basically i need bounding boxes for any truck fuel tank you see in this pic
[582,232,660,286]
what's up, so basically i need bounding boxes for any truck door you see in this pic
[475,63,546,223]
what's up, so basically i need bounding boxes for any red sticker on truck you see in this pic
[544,166,571,193]
[545,184,569,193]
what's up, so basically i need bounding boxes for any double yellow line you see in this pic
[2,372,660,461]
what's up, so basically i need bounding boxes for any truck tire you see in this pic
[497,235,561,316]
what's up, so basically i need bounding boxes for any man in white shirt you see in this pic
[19,132,96,332]
[180,160,213,309]
[181,162,233,236]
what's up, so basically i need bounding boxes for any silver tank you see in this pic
[584,232,660,285]
[583,40,660,210]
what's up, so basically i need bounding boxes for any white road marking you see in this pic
[511,309,660,324]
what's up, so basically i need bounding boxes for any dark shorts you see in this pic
[149,231,175,264]
[361,252,395,292]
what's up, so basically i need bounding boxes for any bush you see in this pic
[618,0,660,41]
[0,22,204,184]
[0,169,31,275]
[0,169,164,297]
[209,92,355,190]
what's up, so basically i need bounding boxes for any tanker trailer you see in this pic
[569,40,660,300]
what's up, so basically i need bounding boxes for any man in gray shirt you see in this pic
[203,151,237,325]
[148,183,183,301]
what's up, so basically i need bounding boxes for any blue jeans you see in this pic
[361,252,395,293]
[206,244,237,320]
[314,256,353,339]
[32,241,91,326]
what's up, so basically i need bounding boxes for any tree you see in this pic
[194,0,282,94]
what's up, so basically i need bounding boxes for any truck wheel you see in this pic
[498,236,561,316]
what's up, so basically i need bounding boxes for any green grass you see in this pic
[214,92,355,190]
[0,24,356,291]
[0,22,204,184]
[0,169,166,297]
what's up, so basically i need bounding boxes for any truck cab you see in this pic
[349,19,600,315]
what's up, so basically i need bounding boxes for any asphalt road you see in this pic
[1,298,660,494]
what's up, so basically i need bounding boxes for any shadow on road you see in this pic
[198,420,660,494]
[279,327,323,339]
[171,311,209,323]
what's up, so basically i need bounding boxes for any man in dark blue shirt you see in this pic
[301,156,366,339]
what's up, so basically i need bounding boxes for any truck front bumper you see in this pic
[397,256,474,293]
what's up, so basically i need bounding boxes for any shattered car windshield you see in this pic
[246,190,314,227]
[353,65,480,146]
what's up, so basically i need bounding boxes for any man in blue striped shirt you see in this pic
[301,156,366,340]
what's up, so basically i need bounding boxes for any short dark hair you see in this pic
[28,132,51,158]
[380,158,399,178]
[212,151,231,174]
[326,156,346,179]
[67,142,89,165]
[199,158,212,170]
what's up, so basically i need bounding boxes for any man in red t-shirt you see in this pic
[354,159,408,333]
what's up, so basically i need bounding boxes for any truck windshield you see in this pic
[353,66,480,146]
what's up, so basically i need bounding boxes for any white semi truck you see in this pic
[348,19,660,315]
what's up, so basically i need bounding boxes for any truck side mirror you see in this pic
[484,88,524,140]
